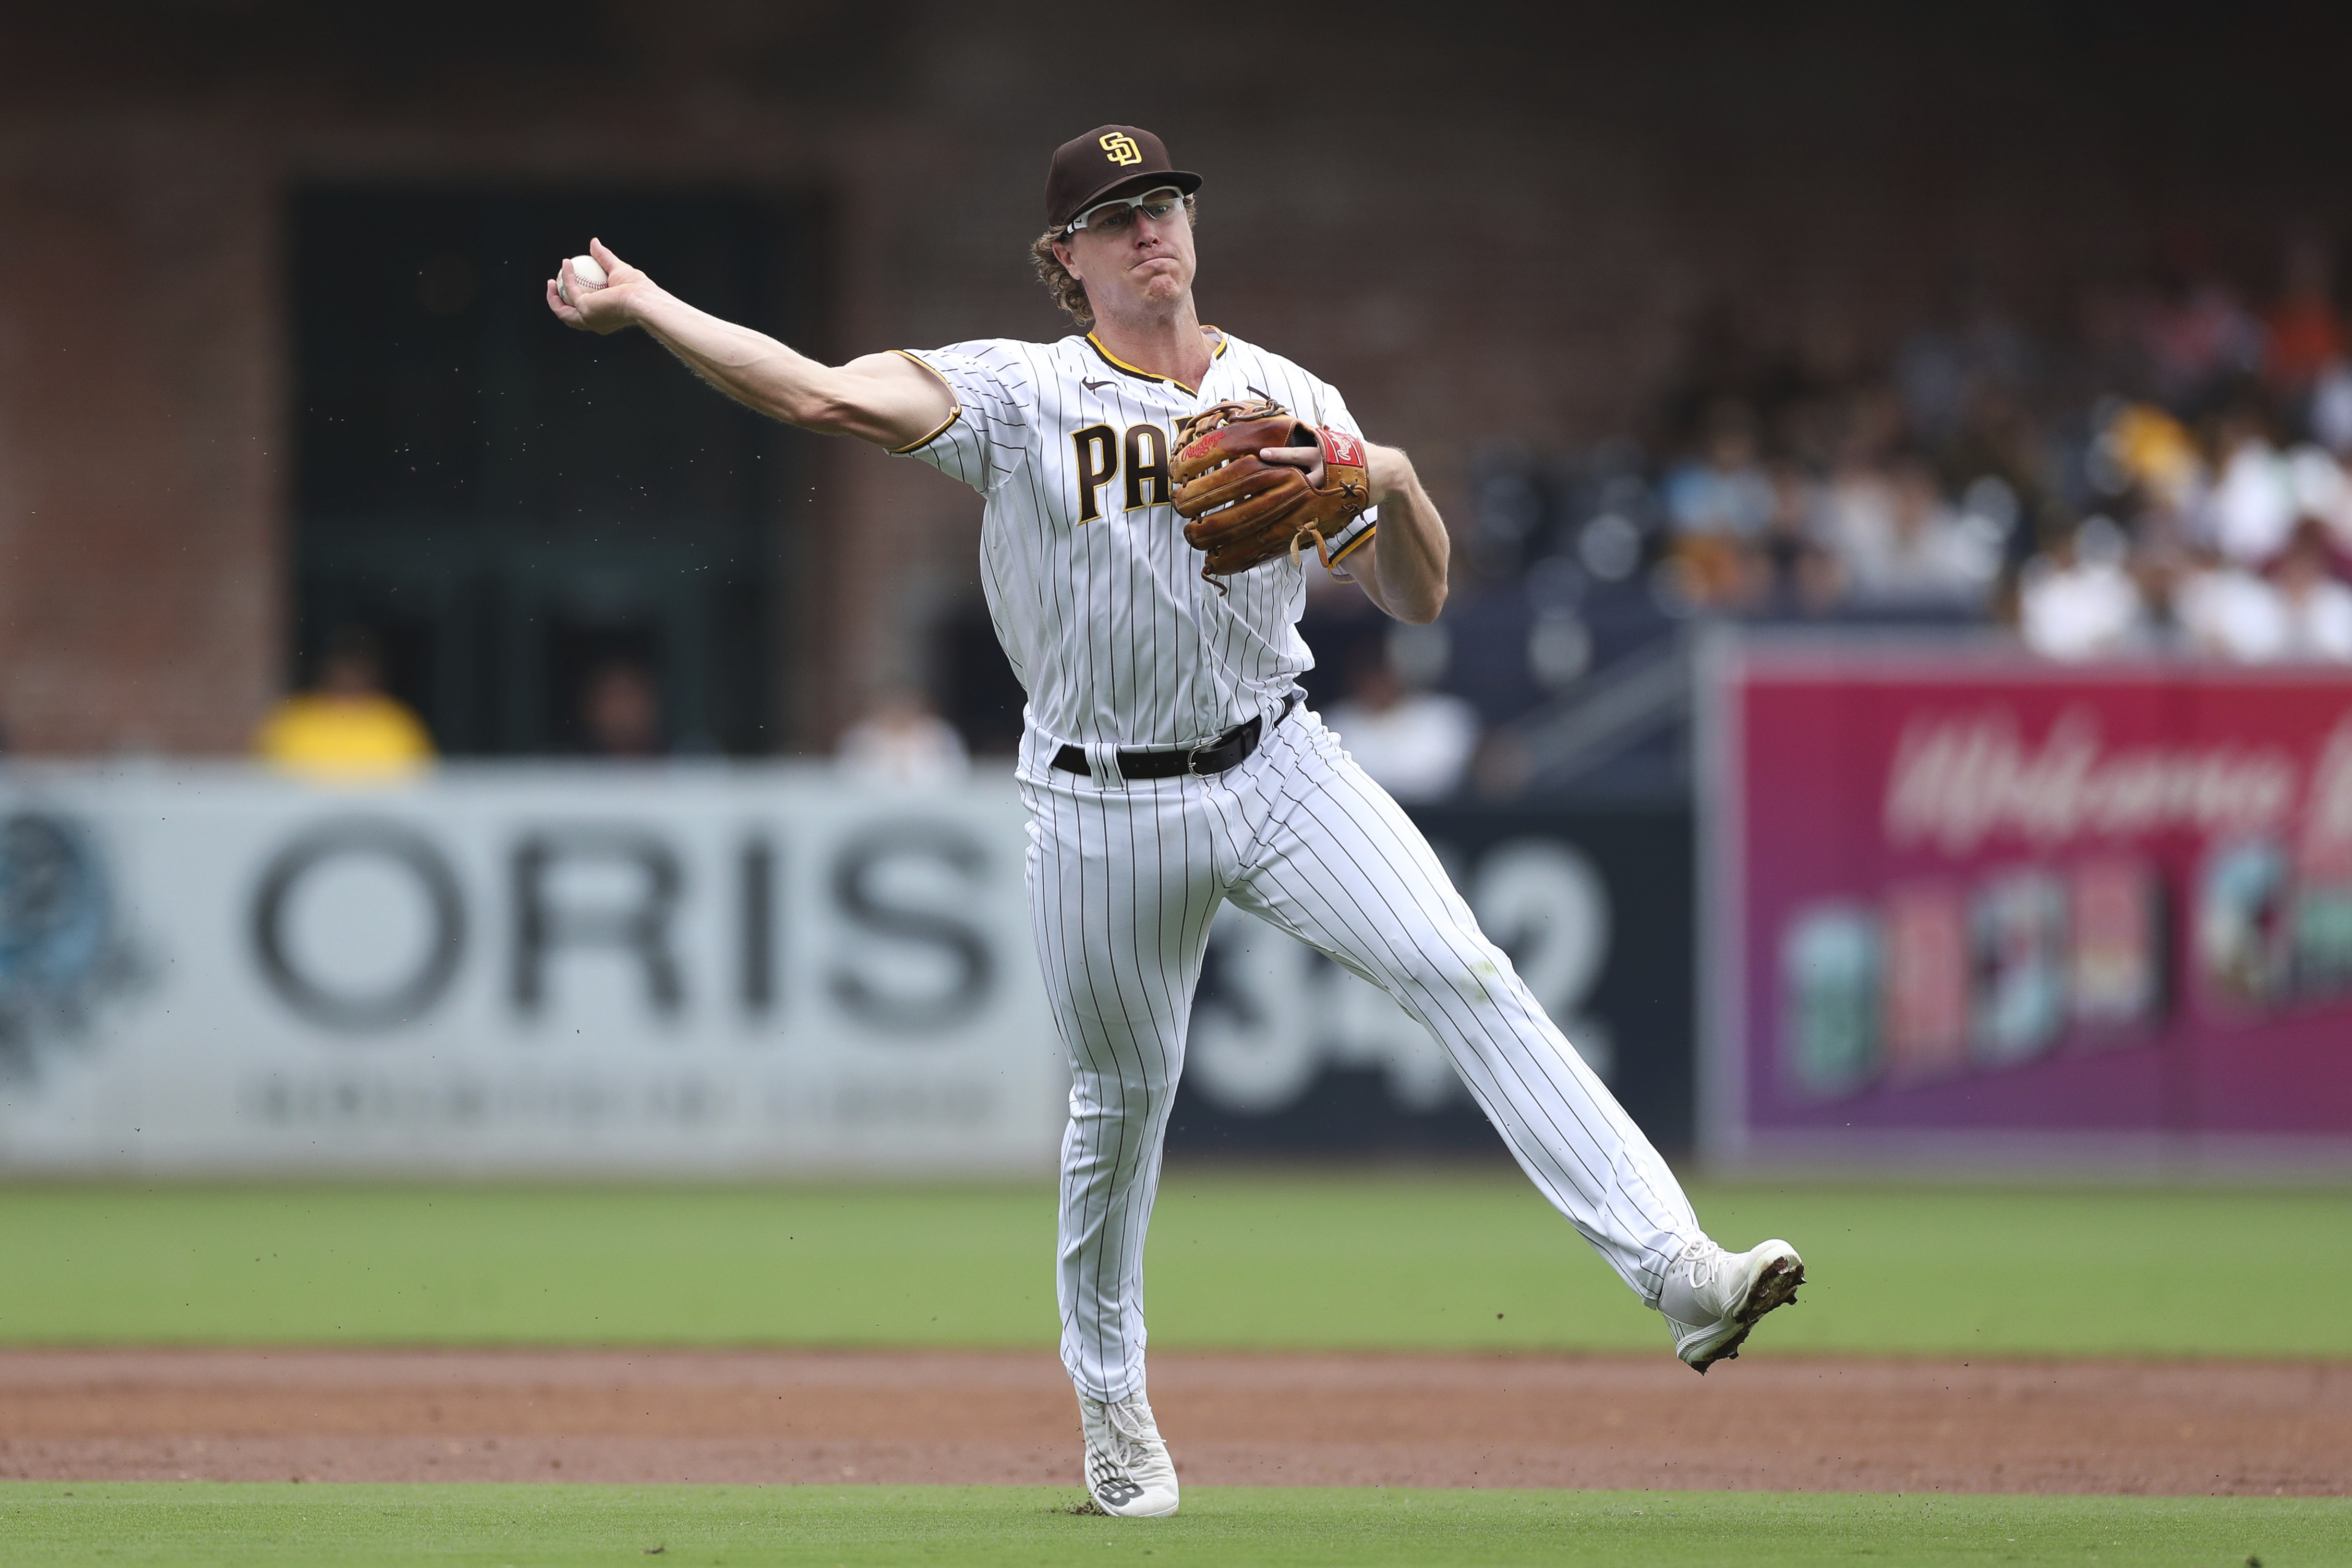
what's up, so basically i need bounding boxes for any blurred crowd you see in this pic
[1464,231,2352,667]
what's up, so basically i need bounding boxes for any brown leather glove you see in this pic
[1170,399,1372,592]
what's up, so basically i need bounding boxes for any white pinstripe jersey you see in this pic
[892,329,1377,751]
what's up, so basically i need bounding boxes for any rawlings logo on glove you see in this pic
[1169,399,1371,593]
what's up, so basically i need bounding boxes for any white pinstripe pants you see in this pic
[1018,704,1703,1403]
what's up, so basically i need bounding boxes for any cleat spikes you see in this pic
[1661,1239,1805,1372]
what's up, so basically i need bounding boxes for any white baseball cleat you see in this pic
[1079,1389,1180,1517]
[1657,1238,1805,1373]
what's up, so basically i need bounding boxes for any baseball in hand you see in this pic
[558,254,607,306]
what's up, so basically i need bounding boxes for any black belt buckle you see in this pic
[1190,715,1254,776]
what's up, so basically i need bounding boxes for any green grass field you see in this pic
[2,1483,2344,1568]
[1,1169,2346,1357]
[8,1172,2348,1566]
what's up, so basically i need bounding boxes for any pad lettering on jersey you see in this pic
[1072,425,1117,522]
[1072,423,1179,521]
[1123,425,1171,511]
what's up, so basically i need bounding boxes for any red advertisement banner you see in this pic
[1706,638,2352,1160]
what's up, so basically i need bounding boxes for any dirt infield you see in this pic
[1,1349,2342,1496]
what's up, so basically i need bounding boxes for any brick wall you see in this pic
[0,113,282,753]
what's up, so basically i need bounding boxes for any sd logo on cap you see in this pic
[1045,125,1201,232]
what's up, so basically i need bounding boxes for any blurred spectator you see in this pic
[1897,281,2036,444]
[256,626,434,779]
[1749,463,1844,615]
[837,690,970,786]
[1324,646,1479,803]
[2282,443,2352,551]
[2272,519,2352,660]
[1839,457,1999,608]
[2262,231,2343,395]
[2206,409,2297,565]
[2096,401,2205,511]
[2311,360,2352,454]
[580,660,666,757]
[1820,435,1896,559]
[2172,546,2286,661]
[2019,521,2145,660]
[1664,402,1772,541]
[1661,402,1775,609]
[2136,273,2263,408]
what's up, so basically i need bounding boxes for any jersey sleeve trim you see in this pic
[885,349,963,454]
[1324,517,1376,566]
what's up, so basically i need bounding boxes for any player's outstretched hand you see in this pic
[1258,444,1326,489]
[546,238,644,335]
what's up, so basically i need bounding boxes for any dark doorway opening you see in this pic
[291,186,820,755]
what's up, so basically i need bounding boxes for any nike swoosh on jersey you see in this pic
[1082,379,1114,392]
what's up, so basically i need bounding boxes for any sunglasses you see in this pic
[1065,187,1186,235]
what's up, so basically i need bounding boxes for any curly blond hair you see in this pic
[1030,195,1198,332]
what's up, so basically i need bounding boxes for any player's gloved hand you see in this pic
[1172,399,1372,591]
[546,238,647,335]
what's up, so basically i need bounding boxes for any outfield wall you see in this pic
[0,766,1685,1174]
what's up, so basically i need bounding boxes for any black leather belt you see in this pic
[1053,694,1298,780]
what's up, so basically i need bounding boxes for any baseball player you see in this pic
[549,125,1804,1519]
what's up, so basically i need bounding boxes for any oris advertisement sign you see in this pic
[0,767,1064,1173]
[1705,636,2352,1165]
[0,766,1694,1173]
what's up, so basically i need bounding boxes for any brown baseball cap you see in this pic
[1045,126,1202,232]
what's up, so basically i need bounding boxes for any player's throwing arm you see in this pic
[548,239,954,451]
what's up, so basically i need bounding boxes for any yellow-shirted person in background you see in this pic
[255,627,436,779]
